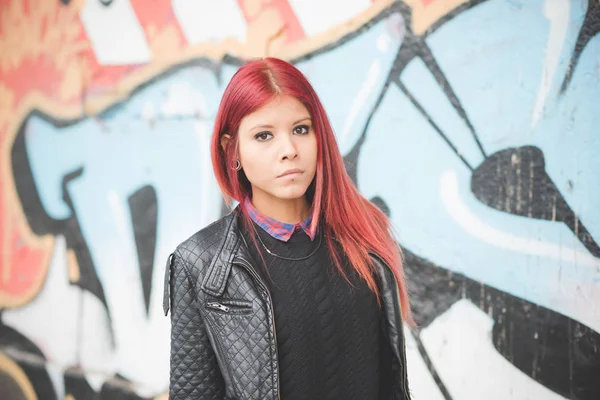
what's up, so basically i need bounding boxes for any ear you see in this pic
[220,134,232,152]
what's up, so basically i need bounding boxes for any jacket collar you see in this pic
[199,208,245,297]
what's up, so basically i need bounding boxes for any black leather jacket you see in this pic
[163,208,411,399]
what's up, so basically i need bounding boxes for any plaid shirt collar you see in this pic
[244,197,316,242]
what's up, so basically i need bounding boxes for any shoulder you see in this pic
[173,210,238,273]
[368,251,393,283]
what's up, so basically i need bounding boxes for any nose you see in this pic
[279,133,298,161]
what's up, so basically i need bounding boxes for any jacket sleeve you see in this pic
[164,252,226,399]
[373,256,412,400]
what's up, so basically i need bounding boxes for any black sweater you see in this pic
[240,219,393,400]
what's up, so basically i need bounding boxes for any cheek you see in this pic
[305,137,318,167]
[238,138,256,164]
[239,143,269,180]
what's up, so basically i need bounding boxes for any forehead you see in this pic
[239,95,310,129]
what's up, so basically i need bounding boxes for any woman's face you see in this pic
[235,95,318,203]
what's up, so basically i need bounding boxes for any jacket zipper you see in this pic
[233,257,281,400]
[206,302,230,312]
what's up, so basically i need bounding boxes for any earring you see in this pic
[233,159,241,171]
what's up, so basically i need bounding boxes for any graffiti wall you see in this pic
[1,0,598,398]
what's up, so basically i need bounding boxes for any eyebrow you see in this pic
[249,117,312,131]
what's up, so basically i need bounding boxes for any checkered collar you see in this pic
[243,197,316,242]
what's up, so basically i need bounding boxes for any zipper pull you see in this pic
[207,302,230,312]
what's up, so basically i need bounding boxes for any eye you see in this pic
[254,131,273,142]
[293,125,310,135]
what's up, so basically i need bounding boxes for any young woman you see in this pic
[163,57,413,400]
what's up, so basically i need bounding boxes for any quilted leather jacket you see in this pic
[163,208,411,399]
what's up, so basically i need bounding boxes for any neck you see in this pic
[250,193,311,224]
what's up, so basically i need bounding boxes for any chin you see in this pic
[271,185,310,201]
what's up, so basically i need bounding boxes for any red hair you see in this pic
[210,57,414,325]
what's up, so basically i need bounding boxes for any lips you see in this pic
[278,168,303,178]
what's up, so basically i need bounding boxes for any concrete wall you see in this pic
[0,0,598,399]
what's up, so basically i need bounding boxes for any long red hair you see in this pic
[210,57,414,325]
